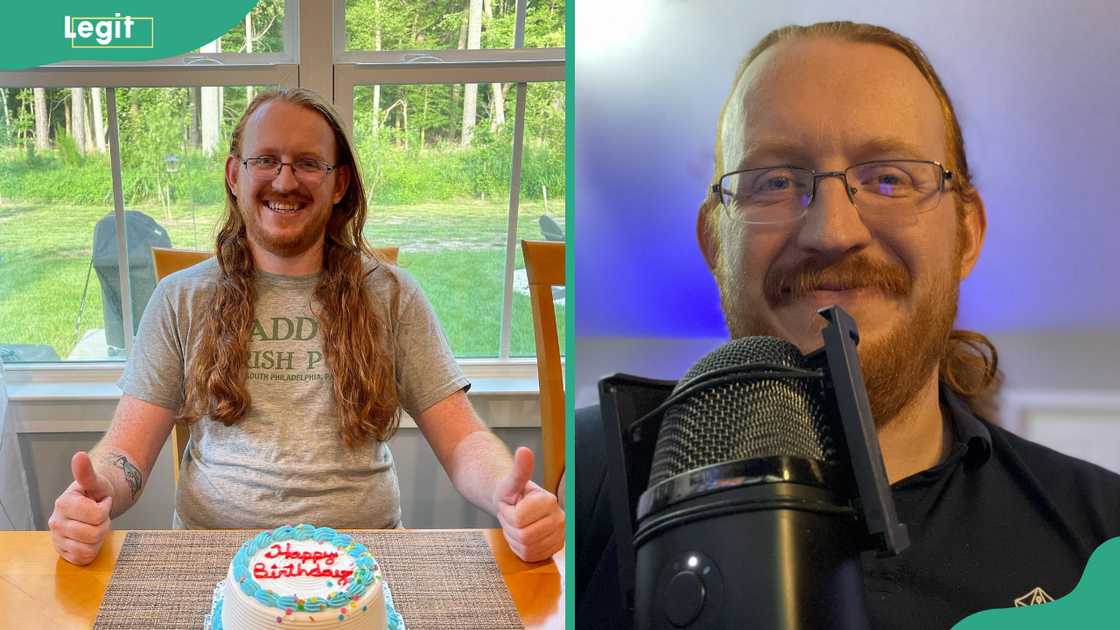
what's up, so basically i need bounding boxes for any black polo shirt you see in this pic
[575,384,1120,629]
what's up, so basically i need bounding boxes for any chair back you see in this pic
[150,245,400,486]
[150,247,210,486]
[521,240,565,495]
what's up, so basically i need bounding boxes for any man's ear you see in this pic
[958,192,987,280]
[697,193,721,272]
[332,164,351,205]
[225,155,239,198]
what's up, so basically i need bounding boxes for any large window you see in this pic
[0,0,564,365]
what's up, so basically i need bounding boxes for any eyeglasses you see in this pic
[240,156,337,184]
[712,159,953,224]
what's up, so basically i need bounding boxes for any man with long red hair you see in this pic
[48,88,564,565]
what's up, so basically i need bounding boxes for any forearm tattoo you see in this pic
[109,453,143,499]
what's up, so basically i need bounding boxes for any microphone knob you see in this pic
[665,570,706,627]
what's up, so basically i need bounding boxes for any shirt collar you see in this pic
[939,382,993,468]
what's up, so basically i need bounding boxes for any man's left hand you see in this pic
[493,446,565,562]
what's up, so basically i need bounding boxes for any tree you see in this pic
[245,13,254,103]
[484,0,505,132]
[200,40,222,155]
[33,88,48,149]
[90,88,106,153]
[460,0,483,146]
[70,88,87,153]
[371,0,382,133]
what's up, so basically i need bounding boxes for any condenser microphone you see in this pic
[599,306,908,630]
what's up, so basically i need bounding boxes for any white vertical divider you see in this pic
[298,0,334,98]
[106,87,133,355]
[498,0,531,359]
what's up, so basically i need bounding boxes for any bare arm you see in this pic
[88,394,177,516]
[50,393,177,565]
[413,389,512,515]
[413,390,564,561]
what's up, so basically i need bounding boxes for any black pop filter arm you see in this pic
[806,305,910,557]
[599,373,675,618]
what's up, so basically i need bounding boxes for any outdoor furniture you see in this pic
[521,240,565,498]
[538,215,564,242]
[90,211,172,354]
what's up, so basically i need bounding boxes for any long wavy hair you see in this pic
[702,21,1003,419]
[179,88,401,446]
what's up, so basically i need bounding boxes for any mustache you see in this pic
[765,255,911,304]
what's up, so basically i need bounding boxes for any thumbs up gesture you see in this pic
[48,452,114,566]
[492,447,565,562]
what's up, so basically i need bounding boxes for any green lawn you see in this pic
[0,198,564,361]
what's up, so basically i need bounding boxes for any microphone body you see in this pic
[631,334,873,629]
[634,460,868,629]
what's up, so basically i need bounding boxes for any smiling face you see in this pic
[700,36,985,425]
[225,99,351,263]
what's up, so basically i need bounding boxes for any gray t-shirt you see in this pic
[118,257,469,530]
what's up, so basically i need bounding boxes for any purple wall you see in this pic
[574,1,1120,340]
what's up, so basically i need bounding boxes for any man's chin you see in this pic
[246,228,322,260]
[724,298,946,429]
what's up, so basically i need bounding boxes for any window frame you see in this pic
[0,0,565,374]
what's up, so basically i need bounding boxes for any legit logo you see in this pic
[63,14,154,48]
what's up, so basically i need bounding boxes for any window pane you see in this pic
[511,81,565,358]
[353,83,513,357]
[0,87,115,362]
[344,0,565,51]
[0,86,275,363]
[115,85,274,357]
[189,0,287,54]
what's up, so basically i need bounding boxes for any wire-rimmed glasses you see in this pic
[712,159,953,224]
[240,156,337,184]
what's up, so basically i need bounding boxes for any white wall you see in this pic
[5,375,542,531]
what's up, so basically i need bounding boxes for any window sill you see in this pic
[3,358,555,432]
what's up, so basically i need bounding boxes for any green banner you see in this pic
[955,536,1120,628]
[3,1,261,70]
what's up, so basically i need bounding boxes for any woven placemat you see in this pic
[92,530,524,630]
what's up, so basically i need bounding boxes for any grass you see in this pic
[0,198,565,361]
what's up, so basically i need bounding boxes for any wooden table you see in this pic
[0,529,564,629]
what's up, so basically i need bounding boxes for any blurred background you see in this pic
[574,0,1120,472]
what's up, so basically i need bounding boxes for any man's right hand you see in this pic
[48,451,114,566]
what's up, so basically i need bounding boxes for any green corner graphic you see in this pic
[954,536,1120,628]
[4,2,260,70]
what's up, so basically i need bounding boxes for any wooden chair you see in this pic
[150,245,400,486]
[521,240,565,498]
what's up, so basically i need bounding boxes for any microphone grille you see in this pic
[648,336,837,486]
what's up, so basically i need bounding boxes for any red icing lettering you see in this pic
[253,557,354,585]
[254,542,353,585]
[262,542,339,565]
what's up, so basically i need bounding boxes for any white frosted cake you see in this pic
[213,524,390,630]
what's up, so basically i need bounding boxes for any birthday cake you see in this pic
[211,524,398,630]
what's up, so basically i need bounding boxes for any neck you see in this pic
[247,238,325,276]
[875,371,952,485]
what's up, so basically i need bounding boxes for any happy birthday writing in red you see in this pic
[252,542,354,585]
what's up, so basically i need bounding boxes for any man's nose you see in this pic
[795,175,872,260]
[270,163,301,192]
